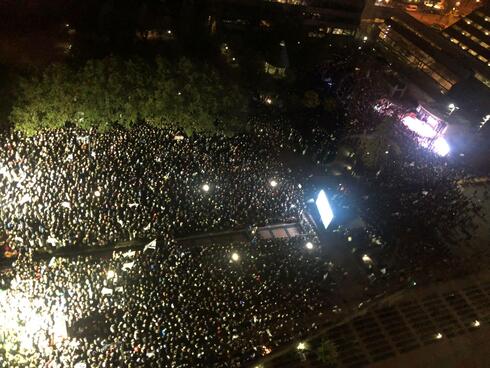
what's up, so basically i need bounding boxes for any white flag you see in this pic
[47,236,58,247]
[122,261,135,270]
[20,193,32,205]
[101,288,113,295]
[61,201,71,209]
[121,250,136,258]
[143,239,157,252]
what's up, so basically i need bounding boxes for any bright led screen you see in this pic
[315,190,334,229]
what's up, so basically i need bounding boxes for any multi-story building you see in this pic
[372,6,490,132]
[206,0,367,37]
[441,4,490,89]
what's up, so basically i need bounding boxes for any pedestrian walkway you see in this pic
[254,271,490,368]
[1,222,305,268]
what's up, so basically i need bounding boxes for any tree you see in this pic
[323,97,337,113]
[302,90,320,109]
[10,57,249,135]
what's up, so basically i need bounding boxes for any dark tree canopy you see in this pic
[10,57,249,135]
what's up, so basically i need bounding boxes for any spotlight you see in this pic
[202,184,210,192]
[231,252,240,262]
[270,180,278,187]
[305,242,314,250]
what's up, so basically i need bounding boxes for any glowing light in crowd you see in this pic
[435,332,443,339]
[262,345,272,355]
[265,97,273,105]
[297,342,307,350]
[347,236,352,242]
[432,137,450,156]
[202,184,210,192]
[231,252,240,262]
[0,290,66,355]
[472,320,480,327]
[315,190,334,229]
[107,270,116,279]
[305,242,314,250]
[94,190,101,197]
[448,103,458,115]
[270,179,278,188]
[362,254,373,264]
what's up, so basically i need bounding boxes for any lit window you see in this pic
[479,41,490,49]
[478,55,488,63]
[468,49,478,56]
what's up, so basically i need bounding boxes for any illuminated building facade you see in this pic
[373,7,490,135]
[207,0,366,37]
[375,11,471,94]
[442,4,490,89]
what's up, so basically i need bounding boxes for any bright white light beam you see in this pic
[432,137,450,156]
[315,190,334,230]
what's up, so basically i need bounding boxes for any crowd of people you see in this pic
[0,237,337,367]
[0,125,303,252]
[0,39,487,368]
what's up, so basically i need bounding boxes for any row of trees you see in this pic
[10,57,249,135]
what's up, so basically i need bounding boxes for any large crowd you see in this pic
[0,125,336,367]
[0,40,487,368]
[0,126,303,252]
[0,237,336,368]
